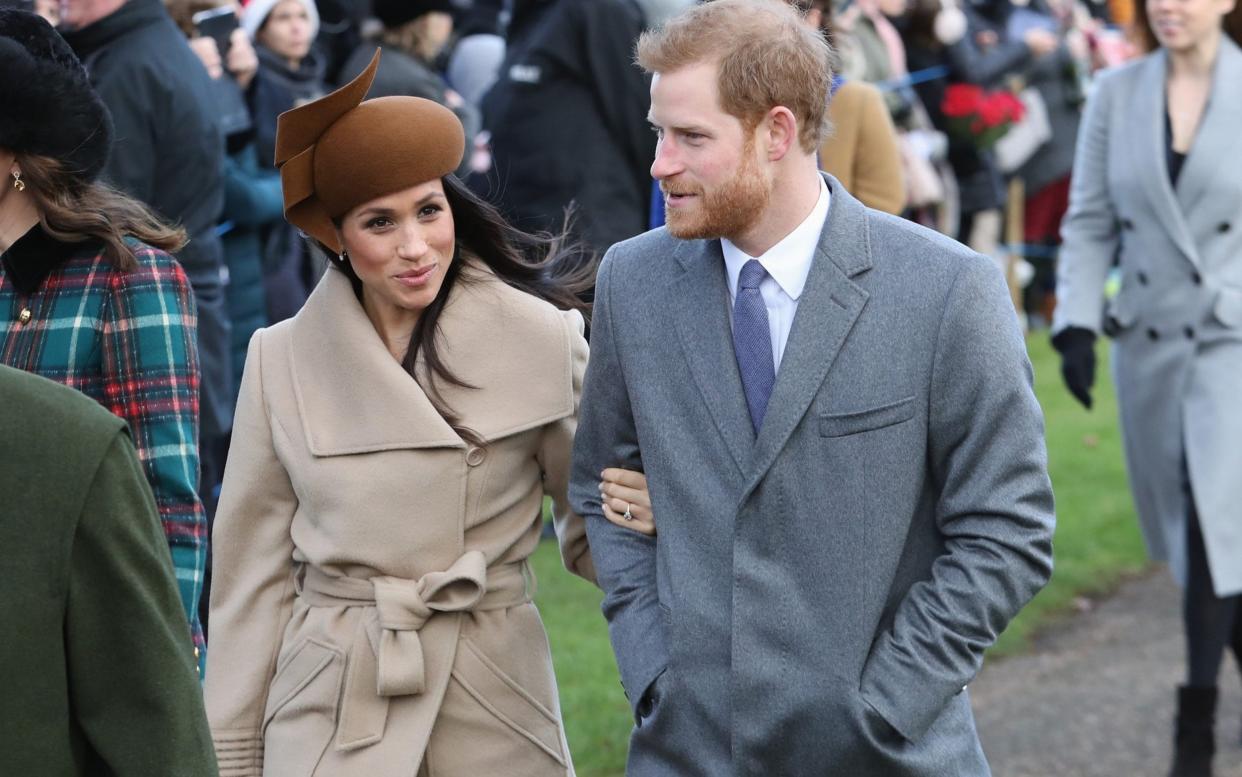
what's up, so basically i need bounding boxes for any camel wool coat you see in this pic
[820,80,907,216]
[204,262,593,777]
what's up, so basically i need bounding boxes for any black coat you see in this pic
[63,0,224,278]
[480,0,655,257]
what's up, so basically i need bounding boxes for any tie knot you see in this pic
[739,259,766,291]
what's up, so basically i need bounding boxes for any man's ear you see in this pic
[762,106,800,162]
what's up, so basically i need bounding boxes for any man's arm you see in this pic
[569,249,669,722]
[859,255,1055,741]
[67,431,217,777]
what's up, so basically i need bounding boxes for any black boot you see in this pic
[1169,685,1217,777]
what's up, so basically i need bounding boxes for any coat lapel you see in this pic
[670,238,755,476]
[1132,51,1201,266]
[745,177,871,497]
[291,269,463,455]
[1175,37,1242,215]
[289,265,576,456]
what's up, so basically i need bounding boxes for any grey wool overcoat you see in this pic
[1054,38,1242,595]
[571,176,1056,775]
[205,263,593,777]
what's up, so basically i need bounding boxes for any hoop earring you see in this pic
[11,171,25,192]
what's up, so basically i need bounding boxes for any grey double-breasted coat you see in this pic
[1054,38,1242,595]
[572,177,1056,775]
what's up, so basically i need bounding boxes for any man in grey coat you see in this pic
[569,1,1056,774]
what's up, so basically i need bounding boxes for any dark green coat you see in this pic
[0,365,217,776]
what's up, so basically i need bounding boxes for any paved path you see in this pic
[971,569,1242,777]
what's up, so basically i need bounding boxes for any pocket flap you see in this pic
[451,638,566,765]
[819,396,917,437]
[262,638,344,731]
[1213,286,1242,328]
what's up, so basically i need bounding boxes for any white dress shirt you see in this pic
[721,177,831,371]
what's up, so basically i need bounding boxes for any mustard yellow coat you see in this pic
[204,263,593,777]
[820,80,907,215]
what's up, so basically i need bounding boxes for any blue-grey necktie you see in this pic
[732,259,775,433]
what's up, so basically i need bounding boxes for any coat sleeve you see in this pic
[537,308,596,583]
[859,255,1055,742]
[850,82,907,215]
[204,329,299,777]
[66,430,217,777]
[100,250,206,653]
[1051,68,1119,335]
[569,249,669,722]
[223,146,285,228]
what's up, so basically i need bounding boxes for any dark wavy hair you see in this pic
[319,175,595,447]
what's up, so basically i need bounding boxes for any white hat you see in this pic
[242,0,320,43]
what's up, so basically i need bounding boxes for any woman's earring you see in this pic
[11,171,25,192]
[340,250,349,262]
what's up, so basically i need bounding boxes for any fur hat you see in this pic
[0,9,112,181]
[372,0,456,29]
[242,0,320,43]
[275,50,465,254]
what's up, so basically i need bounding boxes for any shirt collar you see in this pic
[721,176,830,301]
[1,224,92,295]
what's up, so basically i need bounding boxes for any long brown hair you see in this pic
[1132,0,1242,53]
[16,153,187,271]
[322,175,595,447]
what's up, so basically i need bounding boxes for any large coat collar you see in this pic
[288,263,577,455]
[1130,37,1242,266]
[62,0,169,59]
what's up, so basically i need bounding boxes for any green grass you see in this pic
[532,335,1146,775]
[990,336,1148,655]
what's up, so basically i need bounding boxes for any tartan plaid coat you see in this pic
[0,226,206,662]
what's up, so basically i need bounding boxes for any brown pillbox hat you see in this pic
[274,50,466,254]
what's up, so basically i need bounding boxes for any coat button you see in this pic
[1185,326,1195,339]
[1192,271,1202,285]
[1122,218,1135,231]
[1137,271,1149,285]
[465,446,487,466]
[1147,327,1160,341]
[1219,222,1231,233]
[17,307,31,324]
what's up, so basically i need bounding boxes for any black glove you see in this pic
[1052,327,1097,410]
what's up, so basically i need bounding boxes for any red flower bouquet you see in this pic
[940,84,1026,151]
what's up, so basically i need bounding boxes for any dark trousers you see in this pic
[1184,484,1242,687]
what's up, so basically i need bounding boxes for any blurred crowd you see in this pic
[9,0,1149,636]
[7,0,1242,773]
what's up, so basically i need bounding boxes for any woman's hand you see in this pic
[600,468,655,536]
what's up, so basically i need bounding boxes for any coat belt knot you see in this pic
[370,551,488,696]
[294,552,531,752]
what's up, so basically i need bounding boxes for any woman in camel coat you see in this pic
[204,53,603,777]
